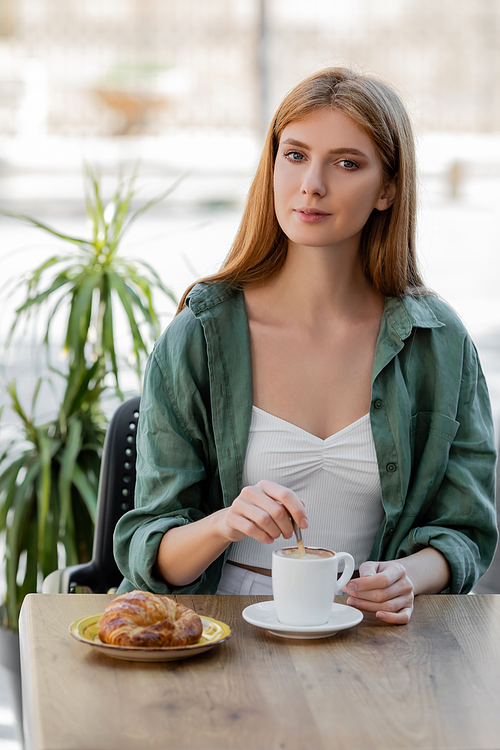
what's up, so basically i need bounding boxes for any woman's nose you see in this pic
[300,165,326,197]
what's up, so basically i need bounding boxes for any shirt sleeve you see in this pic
[394,336,498,593]
[114,323,222,594]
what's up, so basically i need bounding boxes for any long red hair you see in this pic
[178,67,422,312]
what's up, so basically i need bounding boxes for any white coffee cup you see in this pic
[272,547,355,626]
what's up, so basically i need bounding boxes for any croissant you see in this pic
[98,590,203,647]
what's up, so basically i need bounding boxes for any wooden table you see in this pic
[19,593,500,750]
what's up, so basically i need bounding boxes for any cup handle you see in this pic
[335,552,355,591]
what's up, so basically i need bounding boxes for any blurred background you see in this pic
[0,1,500,745]
[1,0,500,413]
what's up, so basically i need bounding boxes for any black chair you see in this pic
[42,396,140,594]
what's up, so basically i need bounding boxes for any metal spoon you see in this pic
[292,520,305,558]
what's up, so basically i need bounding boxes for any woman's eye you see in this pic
[284,150,304,162]
[339,159,358,170]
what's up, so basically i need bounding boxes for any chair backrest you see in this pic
[67,396,141,593]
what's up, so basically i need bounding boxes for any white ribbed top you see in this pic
[228,406,384,569]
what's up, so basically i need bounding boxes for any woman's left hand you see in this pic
[342,560,414,624]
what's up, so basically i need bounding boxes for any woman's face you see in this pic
[273,108,395,254]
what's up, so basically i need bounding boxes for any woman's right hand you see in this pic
[217,479,308,544]
[156,480,308,587]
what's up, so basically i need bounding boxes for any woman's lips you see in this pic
[294,208,331,224]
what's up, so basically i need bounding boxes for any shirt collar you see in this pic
[384,294,445,341]
[186,282,237,315]
[186,283,446,337]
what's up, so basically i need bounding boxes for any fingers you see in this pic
[346,592,414,615]
[356,561,407,590]
[343,560,414,625]
[256,480,308,528]
[358,560,379,577]
[224,498,281,544]
[345,570,411,604]
[224,481,308,544]
[376,608,412,625]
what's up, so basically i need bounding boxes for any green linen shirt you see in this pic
[114,282,498,595]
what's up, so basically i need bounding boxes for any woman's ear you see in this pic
[375,175,398,211]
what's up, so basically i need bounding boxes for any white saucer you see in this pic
[242,600,363,639]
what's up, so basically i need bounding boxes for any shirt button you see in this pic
[386,463,397,473]
[373,399,383,409]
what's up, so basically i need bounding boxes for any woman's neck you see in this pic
[245,241,384,328]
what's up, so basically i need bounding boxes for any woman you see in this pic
[114,67,498,624]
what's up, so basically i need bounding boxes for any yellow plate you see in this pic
[69,613,232,662]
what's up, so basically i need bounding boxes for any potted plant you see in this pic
[0,163,180,631]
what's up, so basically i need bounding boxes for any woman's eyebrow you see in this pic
[281,138,368,158]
